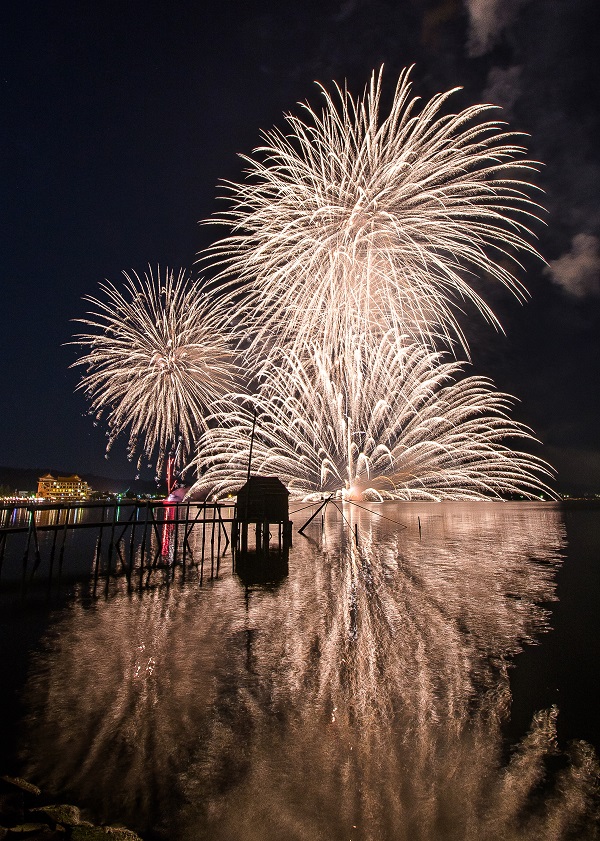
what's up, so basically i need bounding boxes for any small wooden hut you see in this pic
[233,476,292,553]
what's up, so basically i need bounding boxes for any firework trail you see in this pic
[72,266,235,476]
[203,66,543,361]
[189,332,554,501]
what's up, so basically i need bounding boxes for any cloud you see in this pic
[482,65,521,118]
[332,0,362,23]
[545,233,600,298]
[464,0,530,56]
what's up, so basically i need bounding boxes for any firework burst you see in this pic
[73,69,553,501]
[72,266,236,476]
[203,66,544,361]
[189,333,554,501]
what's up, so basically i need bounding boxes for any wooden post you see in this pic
[210,505,216,577]
[173,502,180,570]
[127,502,137,587]
[107,501,118,577]
[217,505,230,553]
[231,518,238,570]
[30,513,43,579]
[216,507,222,575]
[48,505,61,592]
[93,521,103,598]
[201,501,207,563]
[182,499,190,569]
[21,510,34,597]
[139,500,150,590]
[58,507,70,591]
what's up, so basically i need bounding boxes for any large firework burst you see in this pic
[72,266,235,476]
[189,333,554,501]
[203,66,543,361]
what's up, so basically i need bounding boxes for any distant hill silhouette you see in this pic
[0,466,163,495]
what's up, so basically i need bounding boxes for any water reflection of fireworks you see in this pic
[21,504,599,840]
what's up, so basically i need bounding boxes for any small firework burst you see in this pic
[72,266,236,476]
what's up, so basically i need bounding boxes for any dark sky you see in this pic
[1,0,599,492]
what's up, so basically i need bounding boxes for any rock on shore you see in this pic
[0,776,143,841]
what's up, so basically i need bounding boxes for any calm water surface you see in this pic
[1,501,599,840]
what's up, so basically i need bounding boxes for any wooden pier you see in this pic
[0,499,240,599]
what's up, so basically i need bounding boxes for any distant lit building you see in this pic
[37,473,91,501]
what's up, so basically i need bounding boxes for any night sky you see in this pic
[1,0,599,492]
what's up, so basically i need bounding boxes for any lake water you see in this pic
[1,501,599,840]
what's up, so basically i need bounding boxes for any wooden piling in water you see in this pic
[216,508,222,574]
[48,505,61,593]
[127,503,137,587]
[139,501,150,591]
[210,506,216,577]
[21,511,34,598]
[182,500,190,570]
[173,503,179,569]
[57,507,70,591]
[93,521,103,598]
[107,503,117,578]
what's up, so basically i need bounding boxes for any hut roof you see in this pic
[236,475,290,522]
[237,476,290,497]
